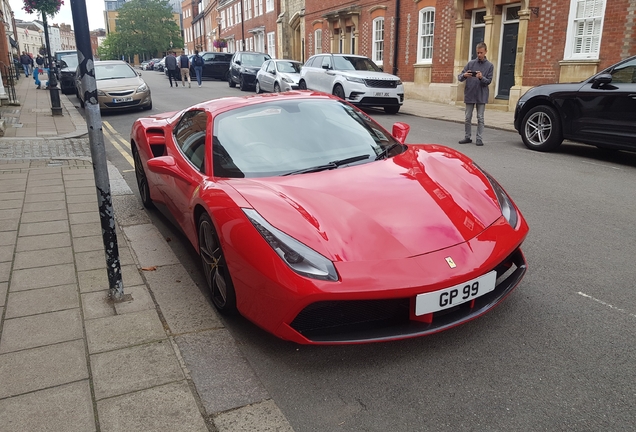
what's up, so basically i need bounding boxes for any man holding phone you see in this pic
[457,42,493,146]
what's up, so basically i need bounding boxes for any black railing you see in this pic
[1,55,19,105]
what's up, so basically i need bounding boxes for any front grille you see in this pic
[365,79,399,88]
[104,100,141,108]
[358,97,400,106]
[108,90,135,97]
[290,248,527,343]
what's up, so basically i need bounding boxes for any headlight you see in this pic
[281,76,293,83]
[243,209,339,281]
[345,76,365,84]
[97,89,106,96]
[474,165,519,229]
[397,80,403,85]
[137,83,148,92]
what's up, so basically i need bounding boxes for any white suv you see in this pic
[299,54,404,114]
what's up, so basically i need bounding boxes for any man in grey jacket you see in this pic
[457,42,493,146]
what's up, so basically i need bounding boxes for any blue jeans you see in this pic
[34,68,49,87]
[194,66,202,85]
[464,103,485,143]
[22,64,30,76]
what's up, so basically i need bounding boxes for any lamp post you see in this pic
[216,16,222,51]
[41,12,62,116]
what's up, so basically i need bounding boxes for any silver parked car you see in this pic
[255,59,302,93]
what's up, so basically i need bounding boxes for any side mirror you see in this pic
[235,60,241,66]
[591,73,612,89]
[322,64,330,70]
[392,122,410,144]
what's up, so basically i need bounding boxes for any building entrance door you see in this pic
[497,22,518,99]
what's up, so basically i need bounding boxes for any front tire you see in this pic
[239,75,247,91]
[521,105,563,152]
[274,83,281,93]
[299,80,307,90]
[198,213,237,314]
[133,146,153,209]
[228,73,236,88]
[255,80,262,94]
[333,84,345,100]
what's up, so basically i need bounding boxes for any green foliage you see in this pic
[109,0,184,60]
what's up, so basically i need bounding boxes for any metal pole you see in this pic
[41,13,62,116]
[70,0,125,301]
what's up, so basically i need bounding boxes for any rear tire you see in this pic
[133,146,154,209]
[198,213,237,314]
[521,105,563,152]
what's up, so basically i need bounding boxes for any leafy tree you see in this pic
[108,0,183,60]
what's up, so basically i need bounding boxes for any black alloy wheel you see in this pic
[198,213,237,314]
[133,146,153,209]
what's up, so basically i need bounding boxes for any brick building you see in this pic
[304,0,636,110]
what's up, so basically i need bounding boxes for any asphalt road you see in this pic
[72,69,636,432]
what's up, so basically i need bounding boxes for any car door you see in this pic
[161,110,208,229]
[570,58,636,147]
[262,60,276,91]
[230,53,241,83]
[201,53,215,78]
[302,56,322,91]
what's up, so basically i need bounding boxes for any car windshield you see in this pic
[59,54,78,69]
[95,63,137,80]
[213,99,399,178]
[332,56,382,72]
[242,54,270,67]
[276,61,301,73]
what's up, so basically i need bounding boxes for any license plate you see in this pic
[415,270,497,315]
[374,92,390,97]
[113,97,133,103]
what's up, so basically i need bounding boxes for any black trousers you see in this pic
[168,68,180,86]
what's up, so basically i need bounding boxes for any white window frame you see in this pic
[372,17,384,65]
[564,0,606,60]
[266,0,273,13]
[417,7,435,64]
[235,3,242,24]
[254,0,262,17]
[350,28,356,54]
[267,31,275,58]
[228,7,234,27]
[244,0,251,20]
[221,11,226,29]
[315,29,322,54]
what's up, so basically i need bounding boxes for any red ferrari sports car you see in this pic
[131,91,529,344]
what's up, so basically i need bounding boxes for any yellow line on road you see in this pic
[103,121,134,168]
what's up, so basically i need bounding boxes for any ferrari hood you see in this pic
[229,146,503,262]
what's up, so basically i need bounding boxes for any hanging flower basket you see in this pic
[213,39,228,49]
[22,0,64,15]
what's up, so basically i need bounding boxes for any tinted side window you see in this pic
[266,61,276,73]
[174,110,208,173]
[321,56,332,69]
[610,59,636,84]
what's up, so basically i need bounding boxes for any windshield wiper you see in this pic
[282,154,370,176]
[375,143,403,160]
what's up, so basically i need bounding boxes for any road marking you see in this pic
[577,292,636,319]
[580,160,621,170]
[103,121,134,167]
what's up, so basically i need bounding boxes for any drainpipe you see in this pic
[392,0,400,76]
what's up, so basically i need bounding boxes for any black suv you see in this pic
[191,52,232,80]
[514,55,636,152]
[228,51,271,91]
[55,50,78,95]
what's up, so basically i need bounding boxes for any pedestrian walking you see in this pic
[457,42,493,147]
[192,50,204,87]
[178,51,192,88]
[20,52,31,77]
[165,52,179,87]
